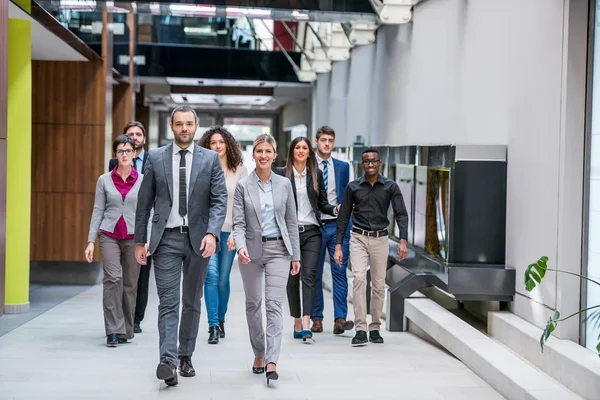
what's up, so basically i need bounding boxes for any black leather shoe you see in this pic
[117,337,128,344]
[351,330,368,346]
[156,361,178,386]
[106,334,118,347]
[134,323,142,334]
[208,326,220,344]
[219,319,225,338]
[178,356,195,377]
[369,330,384,344]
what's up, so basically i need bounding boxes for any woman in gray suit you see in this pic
[232,134,301,385]
[85,135,142,347]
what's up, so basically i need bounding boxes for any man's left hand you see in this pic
[200,234,217,258]
[398,239,408,260]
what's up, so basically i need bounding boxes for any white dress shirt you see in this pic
[316,154,337,220]
[293,167,319,227]
[166,142,194,228]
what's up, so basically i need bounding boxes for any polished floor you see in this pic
[0,261,505,399]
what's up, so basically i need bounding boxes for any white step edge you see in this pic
[489,311,600,400]
[405,298,581,400]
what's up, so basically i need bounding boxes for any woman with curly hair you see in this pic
[197,126,248,344]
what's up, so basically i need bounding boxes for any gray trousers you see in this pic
[99,234,140,339]
[239,240,291,366]
[152,231,209,366]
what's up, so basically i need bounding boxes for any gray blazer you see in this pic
[135,143,227,257]
[87,172,143,243]
[232,170,300,261]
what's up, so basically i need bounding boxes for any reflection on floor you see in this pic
[0,262,505,400]
[0,284,92,337]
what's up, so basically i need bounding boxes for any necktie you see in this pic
[322,160,329,192]
[179,150,188,218]
[132,157,139,170]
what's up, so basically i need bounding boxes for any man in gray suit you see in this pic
[135,105,227,386]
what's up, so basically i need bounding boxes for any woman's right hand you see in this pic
[84,242,94,263]
[238,248,251,264]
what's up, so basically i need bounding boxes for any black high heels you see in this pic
[266,363,278,385]
[252,358,265,374]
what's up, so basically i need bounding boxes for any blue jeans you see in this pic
[204,231,236,327]
[313,220,350,321]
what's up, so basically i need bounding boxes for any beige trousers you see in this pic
[349,232,388,332]
[99,233,140,339]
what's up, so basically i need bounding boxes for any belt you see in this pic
[298,225,319,233]
[322,218,337,224]
[165,226,189,233]
[262,236,283,242]
[352,227,388,238]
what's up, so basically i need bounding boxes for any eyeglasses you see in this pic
[116,149,134,155]
[361,160,380,166]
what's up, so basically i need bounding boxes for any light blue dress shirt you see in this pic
[257,176,281,237]
[134,149,145,172]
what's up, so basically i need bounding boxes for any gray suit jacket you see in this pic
[232,170,300,261]
[134,143,227,256]
[87,172,143,243]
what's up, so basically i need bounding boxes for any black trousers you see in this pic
[134,255,152,325]
[287,227,322,318]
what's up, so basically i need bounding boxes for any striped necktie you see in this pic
[322,160,328,192]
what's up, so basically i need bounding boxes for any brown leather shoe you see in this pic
[333,318,355,334]
[310,320,323,333]
[178,356,195,377]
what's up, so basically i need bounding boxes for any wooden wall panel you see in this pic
[31,60,107,262]
[30,193,97,261]
[32,61,105,126]
[112,82,133,141]
[31,124,104,193]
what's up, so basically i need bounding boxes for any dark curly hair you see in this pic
[197,126,244,172]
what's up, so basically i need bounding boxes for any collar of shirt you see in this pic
[136,148,146,160]
[257,175,272,185]
[316,154,332,166]
[359,174,385,185]
[111,165,138,181]
[293,166,307,179]
[173,141,195,156]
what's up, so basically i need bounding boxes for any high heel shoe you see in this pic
[266,370,279,385]
[266,363,278,385]
[252,358,265,374]
[302,330,315,343]
[293,326,303,339]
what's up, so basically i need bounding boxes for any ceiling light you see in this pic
[226,6,271,18]
[169,4,216,16]
[291,10,309,20]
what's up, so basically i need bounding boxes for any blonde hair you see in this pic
[252,134,277,153]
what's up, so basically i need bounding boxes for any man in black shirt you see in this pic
[334,148,409,346]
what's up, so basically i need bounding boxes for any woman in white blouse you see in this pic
[197,127,248,344]
[276,137,337,342]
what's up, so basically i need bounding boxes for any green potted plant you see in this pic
[524,256,600,356]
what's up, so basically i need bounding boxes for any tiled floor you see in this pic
[0,262,505,400]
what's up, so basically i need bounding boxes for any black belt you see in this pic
[352,227,388,238]
[165,226,188,233]
[322,218,337,224]
[262,236,283,242]
[298,225,319,233]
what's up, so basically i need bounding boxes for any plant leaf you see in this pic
[596,341,600,358]
[540,314,558,353]
[525,256,550,291]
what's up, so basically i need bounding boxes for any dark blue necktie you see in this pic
[179,150,188,218]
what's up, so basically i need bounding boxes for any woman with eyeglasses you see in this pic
[275,137,337,342]
[85,134,143,347]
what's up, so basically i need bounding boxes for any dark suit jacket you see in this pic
[274,167,335,226]
[108,150,149,172]
[134,143,227,257]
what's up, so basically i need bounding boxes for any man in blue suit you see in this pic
[311,126,354,334]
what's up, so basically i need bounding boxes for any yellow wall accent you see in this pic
[5,19,31,309]
[12,0,31,14]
